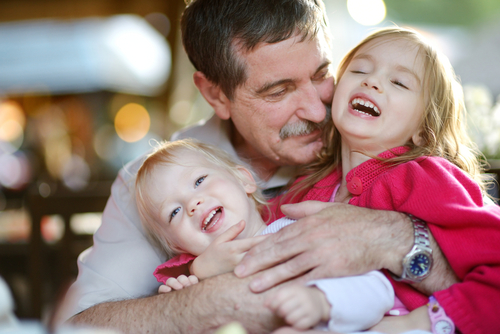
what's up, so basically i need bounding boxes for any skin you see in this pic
[68,32,458,333]
[146,152,265,256]
[69,273,284,334]
[195,33,335,181]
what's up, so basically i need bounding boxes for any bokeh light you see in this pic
[114,103,150,142]
[347,0,386,26]
[61,154,91,191]
[0,100,26,144]
[0,151,30,190]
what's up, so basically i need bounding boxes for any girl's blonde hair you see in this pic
[135,139,267,258]
[289,26,486,201]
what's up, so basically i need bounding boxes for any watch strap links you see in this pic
[392,214,433,283]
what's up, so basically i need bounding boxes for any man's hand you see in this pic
[266,285,330,330]
[191,221,268,280]
[235,201,412,292]
[159,275,200,293]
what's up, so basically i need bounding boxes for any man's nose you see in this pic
[297,78,333,123]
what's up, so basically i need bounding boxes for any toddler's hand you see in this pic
[191,221,268,280]
[265,285,330,330]
[157,274,199,293]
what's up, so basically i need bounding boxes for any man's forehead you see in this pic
[238,34,332,85]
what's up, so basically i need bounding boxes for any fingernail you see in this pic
[234,264,245,277]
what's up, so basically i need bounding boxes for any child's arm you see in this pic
[190,221,268,280]
[369,305,431,334]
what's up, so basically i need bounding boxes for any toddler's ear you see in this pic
[236,166,258,194]
[412,130,424,147]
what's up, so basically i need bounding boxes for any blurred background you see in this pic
[0,0,499,323]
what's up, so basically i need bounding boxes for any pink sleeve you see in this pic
[153,253,197,284]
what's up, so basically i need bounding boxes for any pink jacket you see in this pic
[278,147,500,334]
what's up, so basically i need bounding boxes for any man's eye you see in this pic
[170,207,180,222]
[392,80,408,89]
[269,89,286,98]
[313,70,330,81]
[195,175,206,188]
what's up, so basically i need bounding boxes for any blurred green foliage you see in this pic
[384,0,500,27]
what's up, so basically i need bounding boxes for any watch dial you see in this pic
[435,320,453,334]
[409,253,430,276]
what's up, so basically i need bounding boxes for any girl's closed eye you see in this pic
[392,79,408,89]
[195,175,207,188]
[169,207,181,222]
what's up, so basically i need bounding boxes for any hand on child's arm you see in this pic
[369,305,430,334]
[191,220,268,280]
[265,285,330,330]
[157,275,199,293]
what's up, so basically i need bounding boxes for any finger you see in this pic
[214,220,246,244]
[248,252,318,292]
[235,225,308,277]
[280,201,335,219]
[165,278,184,290]
[188,275,199,285]
[158,285,172,293]
[176,275,191,286]
[228,234,269,253]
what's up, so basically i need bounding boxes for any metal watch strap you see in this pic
[393,214,433,283]
[412,215,431,250]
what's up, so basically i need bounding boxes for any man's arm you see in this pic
[68,273,283,334]
[235,201,458,294]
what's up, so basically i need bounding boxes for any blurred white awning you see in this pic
[0,15,171,96]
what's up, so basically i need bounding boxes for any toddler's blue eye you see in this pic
[195,175,206,188]
[169,207,180,222]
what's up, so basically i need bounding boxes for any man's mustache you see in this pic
[279,105,332,140]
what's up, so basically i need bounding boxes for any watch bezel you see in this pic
[402,246,433,281]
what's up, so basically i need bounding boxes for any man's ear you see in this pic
[235,166,258,194]
[193,71,232,120]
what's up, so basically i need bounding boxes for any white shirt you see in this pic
[61,115,297,321]
[263,218,394,333]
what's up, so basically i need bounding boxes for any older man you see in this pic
[66,1,456,333]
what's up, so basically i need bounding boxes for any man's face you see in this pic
[227,33,334,170]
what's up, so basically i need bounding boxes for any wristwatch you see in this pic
[393,214,433,283]
[428,296,455,334]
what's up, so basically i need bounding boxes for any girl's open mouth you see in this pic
[350,97,381,117]
[202,207,223,231]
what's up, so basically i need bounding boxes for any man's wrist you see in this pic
[392,214,433,283]
[381,211,414,275]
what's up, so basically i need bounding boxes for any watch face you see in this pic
[409,253,431,276]
[434,320,453,334]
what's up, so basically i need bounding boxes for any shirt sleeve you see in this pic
[60,156,166,322]
[307,270,394,333]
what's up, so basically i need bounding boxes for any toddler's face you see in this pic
[332,36,426,154]
[146,152,261,256]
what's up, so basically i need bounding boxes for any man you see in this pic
[65,0,457,333]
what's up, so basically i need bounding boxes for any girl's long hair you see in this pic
[286,26,486,203]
